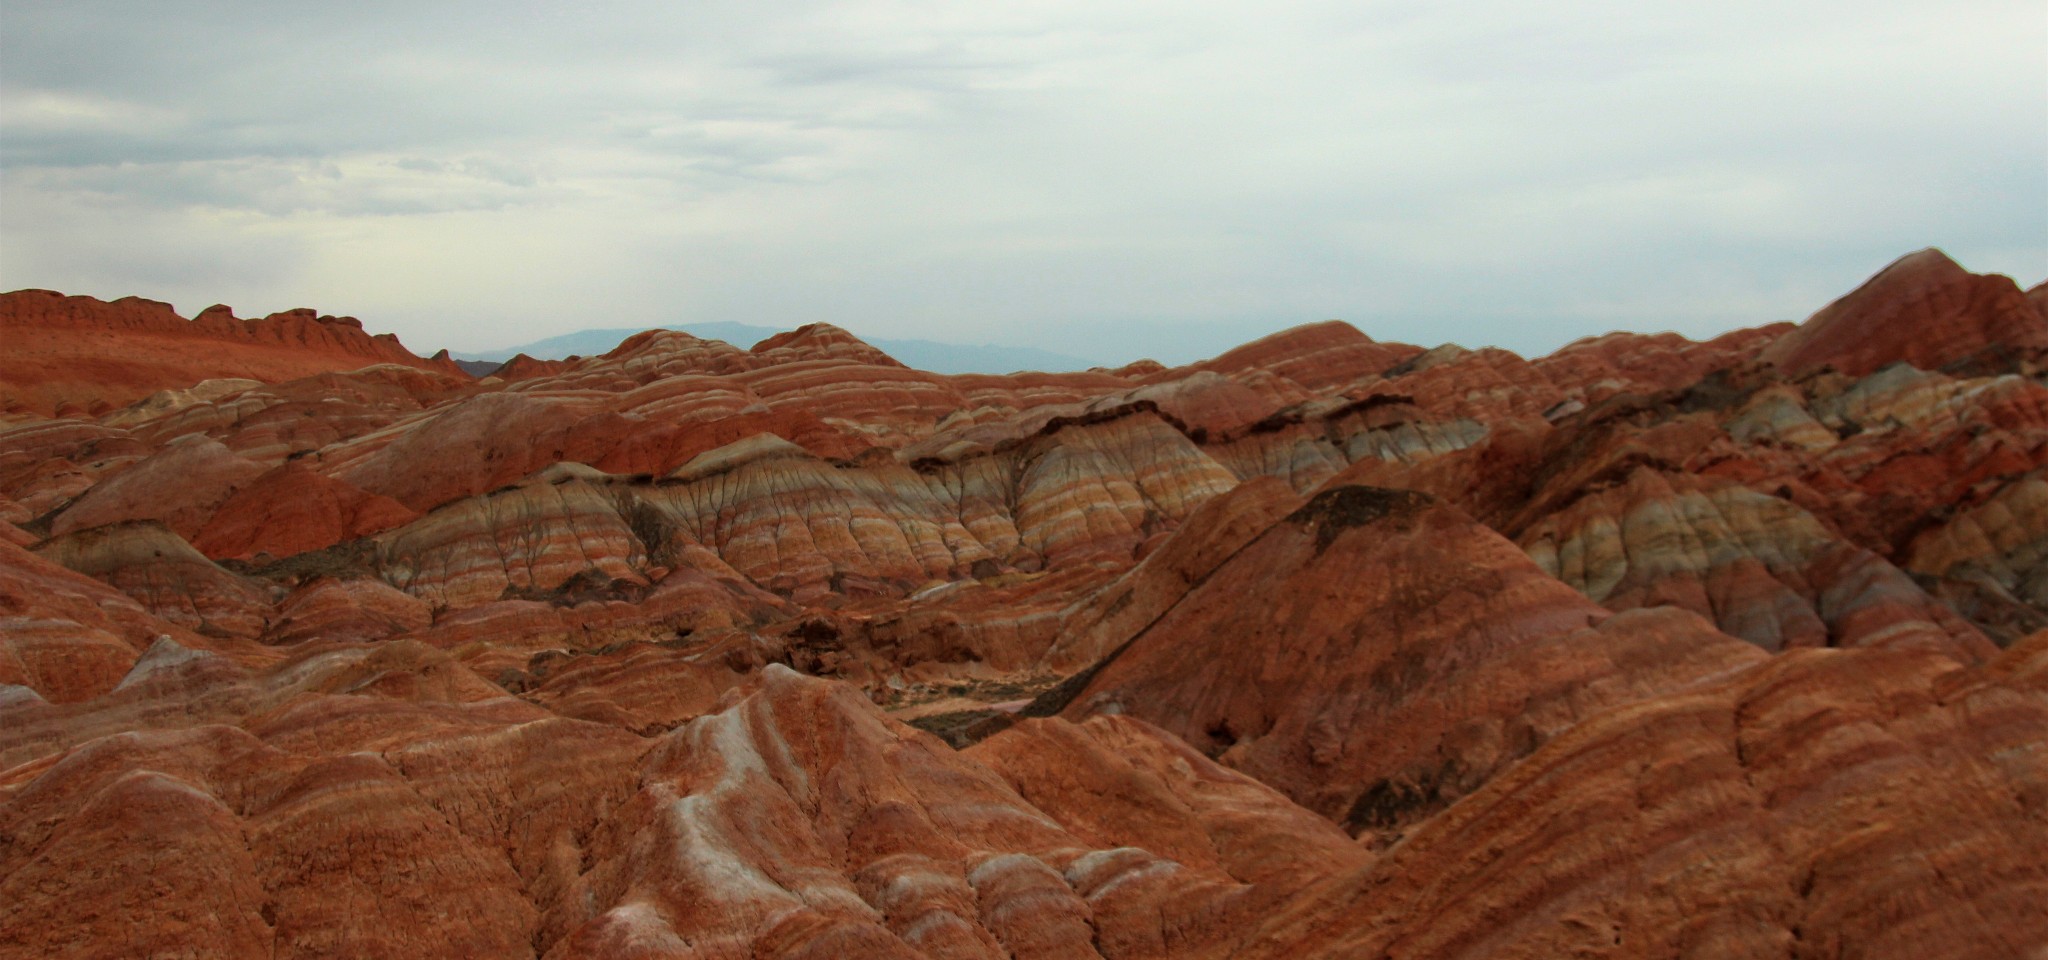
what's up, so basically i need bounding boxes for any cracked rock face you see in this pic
[4,249,2048,958]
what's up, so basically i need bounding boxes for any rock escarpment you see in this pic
[0,290,469,415]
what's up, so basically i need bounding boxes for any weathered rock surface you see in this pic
[1230,643,2048,960]
[0,538,201,703]
[1038,474,1305,673]
[536,665,1313,959]
[1520,467,1992,658]
[264,576,433,646]
[7,250,2048,959]
[1186,320,1421,393]
[1057,485,1770,830]
[191,461,418,562]
[0,418,151,516]
[49,435,267,540]
[35,522,277,639]
[968,713,1372,886]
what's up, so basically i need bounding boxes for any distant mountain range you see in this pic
[450,322,1102,375]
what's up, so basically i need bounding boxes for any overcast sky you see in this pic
[2,1,2043,365]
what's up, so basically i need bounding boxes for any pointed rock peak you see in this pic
[752,321,855,348]
[597,328,755,368]
[1874,246,1965,279]
[189,377,262,399]
[1049,469,1766,827]
[1210,320,1374,363]
[645,662,923,779]
[491,352,567,381]
[738,661,921,724]
[1813,247,1971,308]
[194,304,241,323]
[1762,248,2048,378]
[528,461,614,486]
[668,433,814,482]
[101,378,264,429]
[113,635,219,691]
[751,322,904,367]
[1197,320,1424,391]
[191,460,417,561]
[1124,369,1280,436]
[756,661,820,696]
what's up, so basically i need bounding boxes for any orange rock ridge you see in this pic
[1,289,470,415]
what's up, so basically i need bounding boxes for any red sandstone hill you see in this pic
[0,289,469,416]
[1760,248,2048,377]
[3,249,2047,958]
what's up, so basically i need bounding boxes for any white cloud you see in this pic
[1,0,2041,361]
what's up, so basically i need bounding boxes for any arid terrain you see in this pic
[3,249,2046,958]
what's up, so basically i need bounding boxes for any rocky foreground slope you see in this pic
[3,249,2047,958]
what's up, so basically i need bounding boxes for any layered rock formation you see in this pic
[4,249,2047,958]
[0,290,469,415]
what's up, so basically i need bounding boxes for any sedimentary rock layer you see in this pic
[5,249,2047,959]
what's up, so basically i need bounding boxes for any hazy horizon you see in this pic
[3,1,2042,365]
[6,242,2045,369]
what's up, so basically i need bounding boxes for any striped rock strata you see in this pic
[6,250,2048,958]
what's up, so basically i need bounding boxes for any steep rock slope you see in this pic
[1057,484,1769,829]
